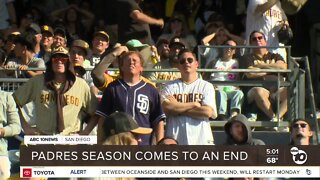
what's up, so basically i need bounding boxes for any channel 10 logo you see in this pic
[290,147,307,165]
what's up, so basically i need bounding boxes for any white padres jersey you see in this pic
[161,78,216,145]
[246,0,287,48]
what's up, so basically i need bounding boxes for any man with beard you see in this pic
[146,38,181,90]
[289,118,313,145]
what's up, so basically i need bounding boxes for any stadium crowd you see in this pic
[0,0,318,179]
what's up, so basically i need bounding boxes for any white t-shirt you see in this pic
[246,0,287,57]
[161,78,216,145]
[210,58,239,91]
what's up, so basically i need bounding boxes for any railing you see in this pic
[0,68,292,126]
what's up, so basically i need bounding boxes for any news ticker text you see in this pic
[20,145,319,166]
[20,166,320,178]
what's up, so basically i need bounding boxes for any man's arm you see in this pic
[201,32,216,45]
[161,96,201,115]
[131,10,164,28]
[184,105,215,120]
[0,93,21,137]
[245,66,268,79]
[79,114,100,135]
[16,103,42,135]
[96,115,106,144]
[255,0,279,14]
[154,119,164,143]
[254,60,287,70]
[91,45,128,88]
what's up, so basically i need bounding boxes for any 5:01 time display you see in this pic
[266,148,279,155]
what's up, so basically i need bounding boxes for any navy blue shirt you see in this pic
[96,79,166,145]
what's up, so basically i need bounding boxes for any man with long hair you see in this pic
[13,46,97,135]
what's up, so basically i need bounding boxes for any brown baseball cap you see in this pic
[51,46,69,57]
[93,31,109,42]
[103,112,152,135]
[71,39,90,55]
[41,25,54,36]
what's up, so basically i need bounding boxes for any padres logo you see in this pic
[137,94,149,114]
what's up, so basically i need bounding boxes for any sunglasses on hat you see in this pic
[179,57,194,65]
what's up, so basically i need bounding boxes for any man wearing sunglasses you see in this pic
[161,49,217,145]
[13,46,98,136]
[246,0,288,59]
[290,119,313,145]
[241,31,287,125]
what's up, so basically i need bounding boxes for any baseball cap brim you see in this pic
[130,127,153,135]
[74,64,86,76]
[169,42,185,48]
[94,31,109,41]
[54,28,66,37]
[51,46,69,57]
[126,39,149,51]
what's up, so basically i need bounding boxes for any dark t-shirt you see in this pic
[117,0,152,44]
[96,79,166,145]
[240,51,285,81]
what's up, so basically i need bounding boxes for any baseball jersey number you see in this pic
[137,94,149,114]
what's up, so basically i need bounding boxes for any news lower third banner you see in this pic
[20,145,320,178]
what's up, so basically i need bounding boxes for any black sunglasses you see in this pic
[224,44,236,50]
[251,36,264,41]
[293,123,307,129]
[179,57,194,65]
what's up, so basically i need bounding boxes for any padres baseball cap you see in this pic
[169,36,186,49]
[93,31,109,42]
[126,39,149,51]
[41,25,54,36]
[103,112,152,135]
[51,46,69,57]
[71,39,90,55]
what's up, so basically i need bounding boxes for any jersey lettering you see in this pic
[40,93,80,106]
[136,94,149,114]
[174,93,203,103]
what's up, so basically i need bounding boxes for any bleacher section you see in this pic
[0,53,319,145]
